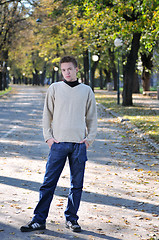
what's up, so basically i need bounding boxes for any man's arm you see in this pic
[85,88,98,146]
[43,86,55,143]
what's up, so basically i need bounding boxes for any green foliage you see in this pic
[6,0,159,83]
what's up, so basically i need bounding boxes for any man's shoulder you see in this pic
[80,83,92,91]
[48,81,64,90]
[80,83,94,96]
[50,81,64,87]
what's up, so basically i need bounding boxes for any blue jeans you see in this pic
[32,142,87,224]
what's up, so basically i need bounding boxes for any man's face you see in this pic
[60,62,78,82]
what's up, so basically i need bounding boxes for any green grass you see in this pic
[95,92,159,144]
[0,86,12,96]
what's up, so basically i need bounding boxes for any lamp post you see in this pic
[92,55,99,62]
[88,46,92,88]
[114,38,123,105]
[7,66,10,87]
[54,66,59,82]
[92,54,99,92]
[39,71,42,85]
[88,48,99,91]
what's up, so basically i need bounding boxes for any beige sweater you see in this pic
[43,81,97,145]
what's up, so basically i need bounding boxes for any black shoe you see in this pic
[20,221,46,232]
[66,220,81,232]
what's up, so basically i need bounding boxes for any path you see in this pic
[0,85,159,240]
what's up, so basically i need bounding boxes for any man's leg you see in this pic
[32,143,68,224]
[64,143,87,222]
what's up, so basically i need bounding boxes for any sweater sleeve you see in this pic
[85,88,97,145]
[43,85,55,142]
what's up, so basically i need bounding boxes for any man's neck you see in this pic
[64,79,80,88]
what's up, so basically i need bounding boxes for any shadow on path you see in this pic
[0,221,121,240]
[0,175,158,216]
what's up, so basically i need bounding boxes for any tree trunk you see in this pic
[104,68,111,88]
[91,60,99,91]
[0,50,9,90]
[13,76,16,84]
[122,32,141,106]
[133,71,140,93]
[83,50,89,85]
[3,62,7,89]
[99,68,103,89]
[56,70,59,82]
[141,52,153,91]
[80,72,84,83]
[142,67,150,91]
[32,69,40,85]
[41,63,46,86]
[0,70,2,91]
[52,69,55,84]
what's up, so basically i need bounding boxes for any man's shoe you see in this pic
[20,221,46,232]
[66,220,81,232]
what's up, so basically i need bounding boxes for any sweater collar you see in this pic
[64,79,80,88]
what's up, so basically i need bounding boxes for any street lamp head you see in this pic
[114,38,123,47]
[92,55,99,62]
[54,67,58,72]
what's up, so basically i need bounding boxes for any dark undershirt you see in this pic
[64,79,81,88]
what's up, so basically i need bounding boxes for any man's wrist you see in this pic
[46,138,53,143]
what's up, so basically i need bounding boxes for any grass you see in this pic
[0,86,12,96]
[95,91,159,144]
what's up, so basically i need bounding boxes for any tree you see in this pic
[122,33,141,105]
[7,0,159,102]
[0,0,38,90]
[141,52,153,92]
[61,0,159,104]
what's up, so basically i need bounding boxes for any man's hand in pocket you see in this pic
[46,138,59,148]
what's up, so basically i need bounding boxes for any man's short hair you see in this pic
[60,56,78,68]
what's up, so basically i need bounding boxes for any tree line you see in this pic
[0,0,159,105]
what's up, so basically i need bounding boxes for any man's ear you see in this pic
[76,67,78,73]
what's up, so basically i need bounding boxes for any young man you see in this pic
[20,56,97,233]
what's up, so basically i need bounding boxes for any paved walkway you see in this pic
[0,85,159,240]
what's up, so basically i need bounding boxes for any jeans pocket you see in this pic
[78,143,88,163]
[50,142,58,151]
[50,142,55,150]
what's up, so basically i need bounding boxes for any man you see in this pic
[20,56,97,233]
